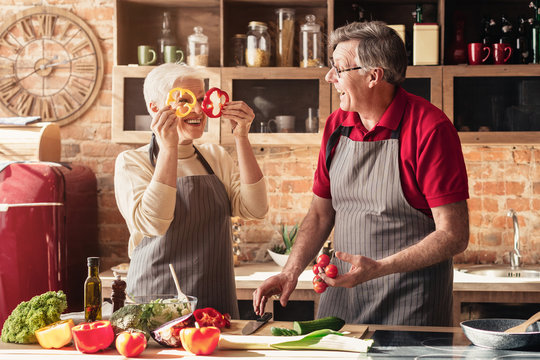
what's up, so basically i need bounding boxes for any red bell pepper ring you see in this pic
[179,324,220,355]
[193,307,231,329]
[202,87,229,118]
[71,320,115,354]
[166,87,197,117]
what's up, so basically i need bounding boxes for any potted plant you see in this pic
[267,224,298,267]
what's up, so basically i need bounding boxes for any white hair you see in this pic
[143,63,203,115]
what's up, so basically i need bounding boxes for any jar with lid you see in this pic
[275,8,295,66]
[246,21,271,67]
[230,34,246,66]
[187,26,208,67]
[300,15,323,68]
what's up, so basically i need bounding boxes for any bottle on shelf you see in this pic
[516,18,531,64]
[84,257,102,322]
[230,34,247,67]
[300,15,324,68]
[157,11,177,65]
[246,21,271,67]
[531,0,540,64]
[449,11,467,64]
[111,274,127,313]
[187,26,209,67]
[305,107,319,133]
[413,3,423,23]
[275,8,295,67]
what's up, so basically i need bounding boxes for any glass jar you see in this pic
[230,34,246,66]
[246,21,271,67]
[275,8,295,66]
[305,107,319,133]
[300,15,323,68]
[157,11,177,64]
[187,26,208,67]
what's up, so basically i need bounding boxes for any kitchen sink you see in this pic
[457,265,540,279]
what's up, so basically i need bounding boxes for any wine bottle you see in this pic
[531,1,540,64]
[84,257,102,322]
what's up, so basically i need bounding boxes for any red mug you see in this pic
[492,43,513,64]
[468,43,491,65]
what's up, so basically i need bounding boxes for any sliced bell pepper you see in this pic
[179,324,220,355]
[166,87,197,118]
[193,307,230,329]
[202,87,229,118]
[35,319,74,349]
[71,320,115,354]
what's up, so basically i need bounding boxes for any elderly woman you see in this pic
[114,63,268,317]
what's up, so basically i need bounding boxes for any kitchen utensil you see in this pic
[241,312,272,335]
[505,311,540,333]
[461,318,540,349]
[168,263,188,302]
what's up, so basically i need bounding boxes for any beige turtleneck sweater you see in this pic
[114,143,268,257]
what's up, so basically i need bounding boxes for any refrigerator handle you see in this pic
[0,203,63,212]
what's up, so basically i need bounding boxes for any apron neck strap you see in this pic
[193,146,215,175]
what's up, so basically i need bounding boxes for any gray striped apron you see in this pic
[127,146,239,318]
[316,124,453,326]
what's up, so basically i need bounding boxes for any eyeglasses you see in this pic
[329,59,363,78]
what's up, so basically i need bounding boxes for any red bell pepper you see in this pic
[180,324,220,355]
[71,320,115,354]
[193,307,230,329]
[202,87,229,118]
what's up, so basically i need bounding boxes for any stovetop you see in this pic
[368,330,540,359]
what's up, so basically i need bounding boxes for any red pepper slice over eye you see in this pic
[166,87,197,117]
[202,87,229,118]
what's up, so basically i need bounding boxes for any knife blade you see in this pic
[241,312,273,335]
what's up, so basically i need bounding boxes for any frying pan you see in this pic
[460,318,540,350]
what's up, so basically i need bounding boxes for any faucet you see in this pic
[507,209,522,269]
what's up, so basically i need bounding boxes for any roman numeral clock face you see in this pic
[0,6,104,125]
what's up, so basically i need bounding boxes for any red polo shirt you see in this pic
[313,87,469,214]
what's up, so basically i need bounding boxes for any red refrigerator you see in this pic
[0,162,98,328]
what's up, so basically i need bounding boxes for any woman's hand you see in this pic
[151,105,179,150]
[221,101,254,137]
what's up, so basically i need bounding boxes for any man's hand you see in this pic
[252,272,298,316]
[317,251,383,288]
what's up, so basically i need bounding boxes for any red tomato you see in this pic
[317,254,330,268]
[325,264,338,278]
[312,275,323,284]
[313,281,327,293]
[312,264,320,275]
[115,330,147,357]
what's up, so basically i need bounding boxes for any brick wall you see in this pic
[1,1,539,270]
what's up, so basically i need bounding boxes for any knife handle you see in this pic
[258,312,272,322]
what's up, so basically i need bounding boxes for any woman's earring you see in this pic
[150,103,158,113]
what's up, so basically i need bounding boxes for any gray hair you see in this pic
[328,21,407,85]
[143,63,203,115]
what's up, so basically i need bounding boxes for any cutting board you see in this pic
[226,320,368,338]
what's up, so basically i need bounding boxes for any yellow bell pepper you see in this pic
[166,87,197,118]
[35,319,74,349]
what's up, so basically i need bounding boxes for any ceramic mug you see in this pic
[164,45,184,64]
[269,115,295,133]
[468,43,491,65]
[492,43,512,65]
[138,45,156,65]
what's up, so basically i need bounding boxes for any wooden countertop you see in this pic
[0,321,463,359]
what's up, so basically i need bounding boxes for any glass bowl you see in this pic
[128,294,198,316]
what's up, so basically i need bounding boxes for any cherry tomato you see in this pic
[317,254,330,268]
[115,330,147,357]
[313,281,328,294]
[312,264,320,275]
[324,264,338,278]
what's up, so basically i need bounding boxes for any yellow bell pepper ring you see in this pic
[35,319,75,349]
[166,87,197,118]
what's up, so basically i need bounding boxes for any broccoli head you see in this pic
[1,291,67,344]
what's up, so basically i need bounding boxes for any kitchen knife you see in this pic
[241,312,273,335]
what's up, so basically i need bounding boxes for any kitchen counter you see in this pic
[101,263,540,325]
[1,321,539,359]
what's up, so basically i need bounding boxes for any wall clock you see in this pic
[0,6,104,126]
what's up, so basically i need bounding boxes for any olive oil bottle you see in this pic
[84,257,102,321]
